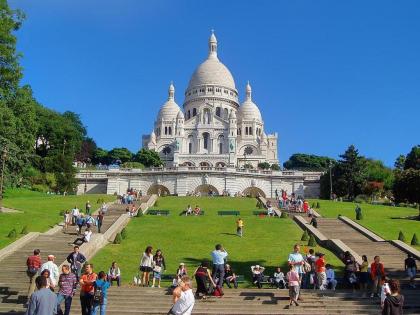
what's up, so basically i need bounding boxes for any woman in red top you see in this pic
[370,256,385,297]
[315,254,326,289]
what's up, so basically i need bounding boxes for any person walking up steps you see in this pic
[26,249,42,297]
[79,263,97,315]
[66,246,86,281]
[236,218,244,237]
[92,271,110,315]
[56,265,77,315]
[288,244,305,300]
[286,265,300,308]
[41,255,59,289]
[371,255,386,298]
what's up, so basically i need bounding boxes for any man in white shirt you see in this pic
[211,244,228,288]
[40,255,59,287]
[169,276,195,315]
[71,206,80,225]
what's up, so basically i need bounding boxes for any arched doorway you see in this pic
[194,184,220,196]
[242,187,266,198]
[147,184,170,196]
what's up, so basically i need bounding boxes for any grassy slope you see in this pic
[0,189,115,249]
[309,199,420,250]
[91,197,343,285]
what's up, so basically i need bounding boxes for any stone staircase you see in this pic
[2,286,420,315]
[0,198,150,315]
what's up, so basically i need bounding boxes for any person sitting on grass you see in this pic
[72,228,92,246]
[223,264,238,288]
[251,265,265,289]
[193,205,201,216]
[325,264,337,290]
[185,205,193,216]
[272,267,286,289]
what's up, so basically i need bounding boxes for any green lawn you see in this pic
[91,196,343,286]
[0,189,115,249]
[309,199,420,250]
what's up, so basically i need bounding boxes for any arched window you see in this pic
[165,127,168,135]
[203,108,211,124]
[188,135,194,154]
[216,107,221,117]
[224,108,229,119]
[218,135,224,154]
[249,127,252,135]
[193,108,197,116]
[168,127,172,135]
[187,110,191,120]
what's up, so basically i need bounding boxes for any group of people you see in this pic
[274,190,312,213]
[137,246,167,288]
[185,205,202,216]
[26,246,122,315]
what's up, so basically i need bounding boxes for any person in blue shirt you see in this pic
[211,244,228,288]
[92,271,111,315]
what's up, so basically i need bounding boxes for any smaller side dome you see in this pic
[157,82,181,121]
[177,111,185,120]
[239,82,262,122]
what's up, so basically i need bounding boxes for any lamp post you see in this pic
[329,160,333,200]
[0,147,8,211]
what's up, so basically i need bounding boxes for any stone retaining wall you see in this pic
[338,216,385,242]
[0,232,40,261]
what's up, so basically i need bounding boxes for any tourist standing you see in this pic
[85,201,92,215]
[342,251,358,290]
[371,255,386,298]
[92,271,110,315]
[315,253,326,290]
[359,255,370,293]
[168,276,195,315]
[71,206,80,225]
[97,211,104,233]
[26,249,42,297]
[152,249,166,288]
[79,263,97,315]
[26,276,57,315]
[236,218,244,237]
[382,279,404,315]
[194,261,216,299]
[107,262,121,286]
[40,255,59,288]
[304,248,316,289]
[56,265,77,315]
[211,244,228,288]
[64,210,71,230]
[288,244,305,298]
[66,246,87,280]
[404,254,417,288]
[140,246,154,287]
[287,265,300,307]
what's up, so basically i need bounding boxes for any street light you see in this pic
[0,147,8,211]
[329,160,333,200]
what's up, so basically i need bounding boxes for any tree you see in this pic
[257,162,270,170]
[133,148,163,167]
[394,155,406,171]
[283,153,335,171]
[92,148,109,165]
[270,164,280,171]
[107,148,133,164]
[404,145,420,170]
[76,137,97,163]
[393,169,420,204]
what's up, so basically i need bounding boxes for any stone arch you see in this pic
[215,162,226,168]
[181,161,195,167]
[147,184,170,196]
[242,187,266,198]
[194,184,220,196]
[199,161,212,167]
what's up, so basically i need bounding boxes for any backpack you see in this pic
[93,282,104,304]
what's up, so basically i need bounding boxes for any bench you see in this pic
[218,210,240,216]
[147,210,170,216]
[236,274,245,283]
[253,211,267,216]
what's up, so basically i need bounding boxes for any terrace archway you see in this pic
[194,184,220,196]
[242,187,266,198]
[147,184,170,196]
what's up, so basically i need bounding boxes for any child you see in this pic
[287,265,300,307]
[172,263,187,286]
[273,267,286,289]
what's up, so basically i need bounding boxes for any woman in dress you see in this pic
[152,249,166,288]
[140,246,154,287]
[194,261,215,299]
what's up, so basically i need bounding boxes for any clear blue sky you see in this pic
[10,0,420,167]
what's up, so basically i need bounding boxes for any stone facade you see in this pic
[76,169,322,198]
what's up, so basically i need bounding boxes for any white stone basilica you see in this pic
[142,31,278,168]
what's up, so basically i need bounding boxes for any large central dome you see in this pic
[187,32,236,90]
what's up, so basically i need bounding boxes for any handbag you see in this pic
[153,265,162,273]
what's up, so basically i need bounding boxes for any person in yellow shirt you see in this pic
[236,218,244,237]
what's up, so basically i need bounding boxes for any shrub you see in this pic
[311,202,316,209]
[280,212,288,218]
[97,198,105,204]
[316,202,320,209]
[256,201,263,209]
[136,209,143,217]
[21,226,29,235]
[308,234,317,247]
[154,201,159,207]
[7,228,17,239]
[301,230,309,241]
[121,228,128,239]
[59,210,66,216]
[398,231,406,242]
[411,233,419,246]
[113,233,122,244]
[32,184,49,193]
